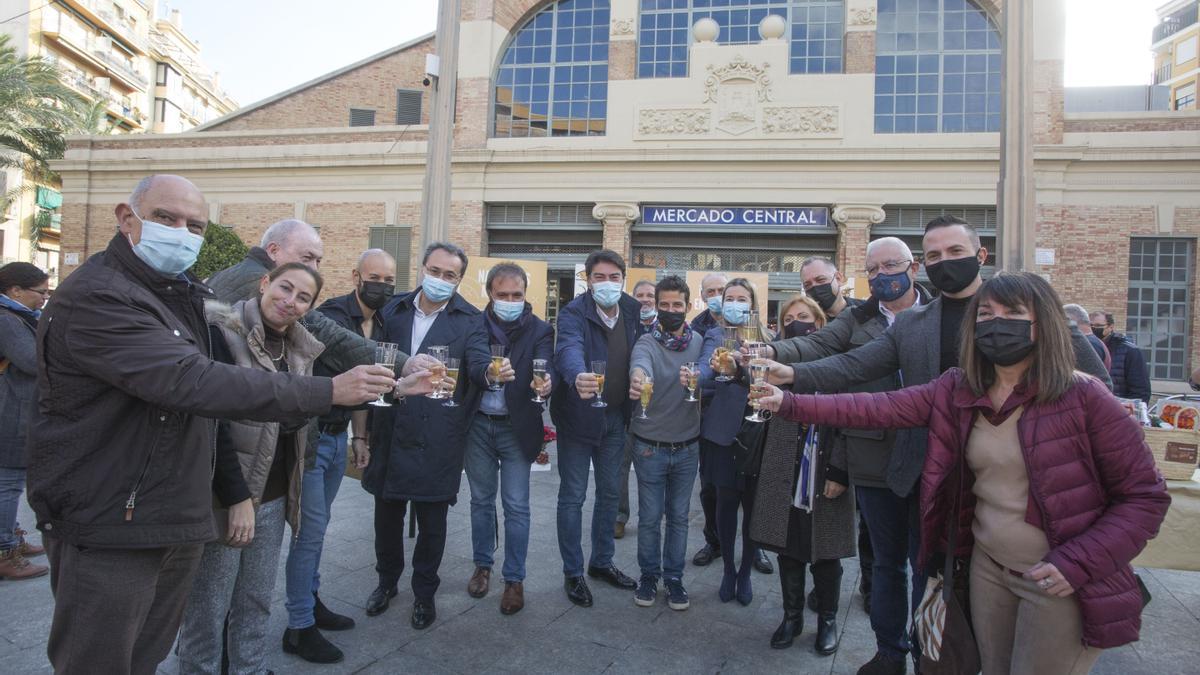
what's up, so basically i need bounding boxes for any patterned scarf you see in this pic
[652,322,693,351]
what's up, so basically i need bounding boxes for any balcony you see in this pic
[61,0,148,54]
[42,9,148,91]
[94,48,149,89]
[1154,62,1173,84]
[1154,3,1198,43]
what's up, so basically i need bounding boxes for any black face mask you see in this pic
[974,317,1035,367]
[658,310,687,333]
[808,282,839,312]
[785,320,818,338]
[1091,326,1107,341]
[357,280,395,310]
[927,254,981,294]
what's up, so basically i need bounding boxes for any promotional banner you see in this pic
[625,268,658,295]
[459,256,549,319]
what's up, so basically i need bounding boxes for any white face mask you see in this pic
[127,210,204,276]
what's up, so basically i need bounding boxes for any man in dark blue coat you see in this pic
[363,242,490,630]
[550,249,641,607]
[1089,310,1152,402]
[463,263,554,616]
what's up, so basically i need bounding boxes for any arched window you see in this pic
[874,0,1001,133]
[638,0,844,78]
[494,0,610,137]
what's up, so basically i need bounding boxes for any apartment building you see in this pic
[1153,0,1199,111]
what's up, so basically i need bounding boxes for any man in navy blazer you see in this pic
[550,249,641,607]
[363,242,490,630]
[463,263,554,616]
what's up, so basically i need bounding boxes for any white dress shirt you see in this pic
[595,303,619,330]
[411,291,448,352]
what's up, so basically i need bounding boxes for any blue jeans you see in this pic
[284,430,348,629]
[856,485,924,661]
[465,414,532,583]
[0,466,23,551]
[632,439,698,580]
[556,406,626,577]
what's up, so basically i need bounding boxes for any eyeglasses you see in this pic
[23,287,51,296]
[866,259,914,276]
[423,266,460,284]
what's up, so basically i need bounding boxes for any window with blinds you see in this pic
[349,108,376,127]
[369,225,413,287]
[396,89,422,124]
[485,204,603,270]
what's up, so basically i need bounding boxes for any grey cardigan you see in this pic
[0,308,38,468]
[778,295,1113,498]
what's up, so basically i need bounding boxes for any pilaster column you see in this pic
[593,202,640,262]
[832,203,886,274]
[844,0,878,74]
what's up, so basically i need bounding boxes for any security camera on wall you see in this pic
[424,54,439,88]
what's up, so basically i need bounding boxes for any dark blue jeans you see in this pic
[284,430,347,629]
[556,406,626,577]
[856,485,924,661]
[465,414,532,583]
[632,439,698,580]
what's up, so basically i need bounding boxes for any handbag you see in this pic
[732,417,768,478]
[915,468,981,675]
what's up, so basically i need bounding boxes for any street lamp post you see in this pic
[997,0,1037,272]
[419,0,462,248]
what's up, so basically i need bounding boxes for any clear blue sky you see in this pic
[163,0,1164,108]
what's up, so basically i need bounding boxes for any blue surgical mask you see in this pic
[722,301,750,325]
[869,270,913,303]
[592,281,622,309]
[421,274,456,303]
[492,299,524,322]
[127,213,203,276]
[706,296,723,314]
[640,306,657,322]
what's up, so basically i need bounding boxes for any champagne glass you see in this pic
[531,358,549,403]
[745,359,770,423]
[637,374,654,420]
[715,336,739,382]
[441,357,460,408]
[590,360,607,408]
[488,345,506,391]
[684,361,700,402]
[369,342,399,407]
[426,346,448,399]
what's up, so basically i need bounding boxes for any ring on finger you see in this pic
[1038,578,1053,589]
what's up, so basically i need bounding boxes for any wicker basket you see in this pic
[1143,427,1200,481]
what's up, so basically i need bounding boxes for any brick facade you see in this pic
[844,31,875,74]
[1064,115,1200,133]
[206,38,436,132]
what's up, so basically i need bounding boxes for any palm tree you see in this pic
[0,33,91,254]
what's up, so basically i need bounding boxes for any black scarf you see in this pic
[485,302,532,347]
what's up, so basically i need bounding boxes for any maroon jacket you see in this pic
[778,369,1170,649]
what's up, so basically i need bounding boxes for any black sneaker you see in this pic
[634,575,658,607]
[856,651,907,675]
[664,577,690,611]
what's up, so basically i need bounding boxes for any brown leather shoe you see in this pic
[468,566,491,598]
[614,522,625,539]
[0,548,48,580]
[500,581,524,615]
[15,529,44,557]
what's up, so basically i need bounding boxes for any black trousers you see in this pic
[45,537,204,675]
[697,448,719,548]
[374,497,450,602]
[780,554,843,614]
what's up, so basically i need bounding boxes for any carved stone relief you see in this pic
[637,108,712,136]
[848,8,878,26]
[611,18,635,37]
[762,107,839,135]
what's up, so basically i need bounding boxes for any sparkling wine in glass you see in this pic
[685,361,700,402]
[426,346,449,399]
[715,337,738,382]
[488,344,506,391]
[531,358,549,403]
[745,360,770,423]
[441,357,460,407]
[590,360,607,408]
[369,342,399,407]
[637,374,654,420]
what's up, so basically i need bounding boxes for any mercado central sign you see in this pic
[641,205,830,227]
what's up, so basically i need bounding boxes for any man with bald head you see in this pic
[26,175,397,673]
[281,248,397,662]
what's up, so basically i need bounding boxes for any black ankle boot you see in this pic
[313,593,356,631]
[771,615,804,649]
[282,625,344,664]
[815,611,839,655]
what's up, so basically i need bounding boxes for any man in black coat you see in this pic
[463,263,554,616]
[363,242,491,630]
[26,175,395,675]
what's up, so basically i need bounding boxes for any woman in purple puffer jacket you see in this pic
[756,272,1170,675]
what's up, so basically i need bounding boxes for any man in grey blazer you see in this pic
[765,216,1110,675]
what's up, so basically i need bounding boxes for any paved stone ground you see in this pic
[3,455,1198,674]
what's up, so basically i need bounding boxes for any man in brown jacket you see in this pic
[25,175,397,675]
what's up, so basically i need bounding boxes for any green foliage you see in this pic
[193,223,248,280]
